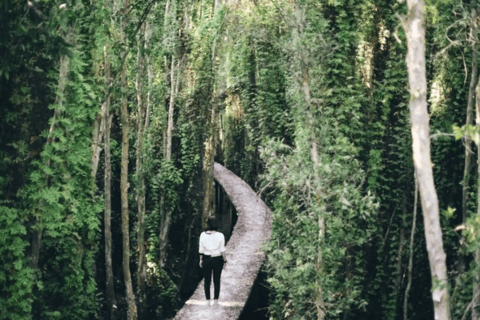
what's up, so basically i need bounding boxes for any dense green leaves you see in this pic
[0,206,32,320]
[3,0,480,319]
[261,136,378,319]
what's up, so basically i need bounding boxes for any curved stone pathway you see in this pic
[174,162,272,320]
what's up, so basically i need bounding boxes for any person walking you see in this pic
[199,216,227,306]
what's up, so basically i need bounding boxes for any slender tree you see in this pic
[145,19,153,129]
[30,26,71,272]
[165,56,177,161]
[104,44,117,320]
[203,106,216,226]
[404,178,418,320]
[403,1,451,319]
[472,69,480,320]
[135,22,147,317]
[120,0,137,317]
[395,200,406,314]
[294,1,325,317]
[159,0,181,266]
[461,2,479,276]
[91,101,107,179]
[158,57,180,266]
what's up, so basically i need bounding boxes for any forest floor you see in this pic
[173,163,271,320]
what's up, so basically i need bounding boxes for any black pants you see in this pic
[203,255,224,300]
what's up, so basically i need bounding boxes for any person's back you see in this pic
[199,216,227,306]
[199,230,225,256]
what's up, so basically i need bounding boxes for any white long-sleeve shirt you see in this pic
[199,231,226,257]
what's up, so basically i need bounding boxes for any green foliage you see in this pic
[216,1,292,185]
[217,0,470,319]
[3,0,480,319]
[261,133,378,319]
[0,0,67,81]
[243,2,381,318]
[150,160,184,228]
[145,265,178,317]
[0,206,32,320]
[10,3,103,318]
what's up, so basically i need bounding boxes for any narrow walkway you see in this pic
[174,162,272,320]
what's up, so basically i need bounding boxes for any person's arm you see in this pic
[199,233,205,267]
[220,233,227,263]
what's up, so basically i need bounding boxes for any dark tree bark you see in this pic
[294,1,325,318]
[91,101,107,179]
[104,45,117,320]
[159,57,179,266]
[461,3,479,277]
[120,0,138,318]
[30,32,70,271]
[165,56,177,161]
[472,71,480,320]
[159,1,181,262]
[145,20,153,129]
[395,199,406,314]
[404,179,418,320]
[202,105,216,227]
[135,22,147,318]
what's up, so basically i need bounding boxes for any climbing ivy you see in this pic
[4,0,480,319]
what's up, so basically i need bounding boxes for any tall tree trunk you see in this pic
[135,22,147,318]
[30,33,70,270]
[404,178,418,320]
[403,1,451,319]
[91,101,107,179]
[302,58,326,320]
[295,2,325,318]
[120,0,138,318]
[158,56,180,267]
[165,56,176,161]
[461,3,479,276]
[395,199,406,314]
[472,72,480,320]
[145,20,153,129]
[158,194,175,266]
[158,200,171,267]
[103,45,117,320]
[203,106,216,226]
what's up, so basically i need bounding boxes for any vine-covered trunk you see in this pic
[145,20,153,129]
[202,18,218,227]
[203,106,216,225]
[91,101,106,179]
[404,1,451,319]
[120,0,137,318]
[120,63,137,320]
[404,178,418,320]
[30,33,70,271]
[158,199,171,268]
[166,56,176,161]
[103,45,117,320]
[461,3,478,276]
[473,73,480,320]
[294,1,325,318]
[395,201,406,313]
[159,54,180,267]
[135,23,147,317]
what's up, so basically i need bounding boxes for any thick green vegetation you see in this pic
[1,0,480,319]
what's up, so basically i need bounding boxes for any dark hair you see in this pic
[206,216,219,231]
